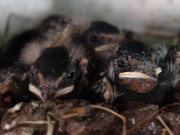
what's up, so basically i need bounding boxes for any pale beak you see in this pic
[95,44,115,52]
[29,84,74,101]
[29,84,45,101]
[155,67,162,76]
[119,71,157,81]
[53,85,74,99]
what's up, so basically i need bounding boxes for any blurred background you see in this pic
[1,0,180,46]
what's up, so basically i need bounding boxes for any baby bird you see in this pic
[153,44,180,102]
[80,39,155,104]
[77,39,156,104]
[25,46,80,101]
[73,20,122,50]
[113,40,177,106]
[0,15,81,105]
[113,40,157,93]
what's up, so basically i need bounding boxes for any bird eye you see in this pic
[118,60,125,68]
[65,72,75,79]
[88,33,99,43]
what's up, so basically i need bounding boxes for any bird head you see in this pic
[25,46,78,101]
[112,40,158,93]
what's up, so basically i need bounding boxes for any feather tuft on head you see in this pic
[19,40,51,65]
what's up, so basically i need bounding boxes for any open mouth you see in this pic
[29,84,74,101]
[119,71,157,81]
